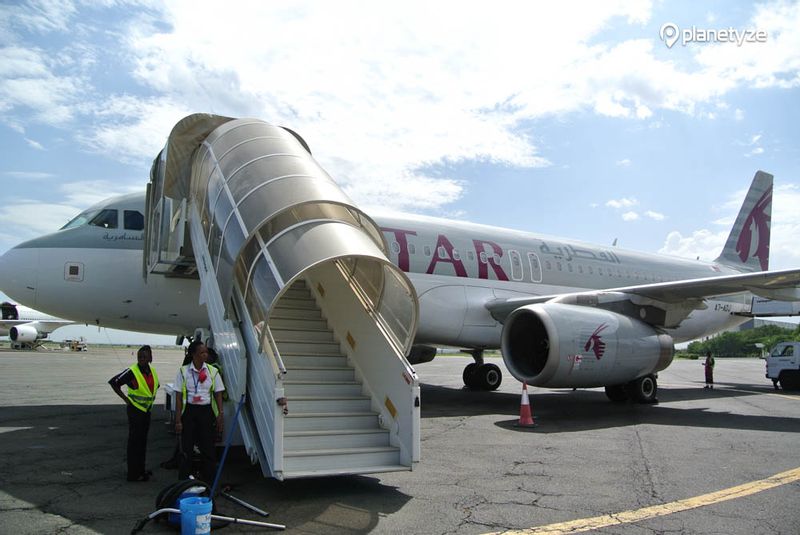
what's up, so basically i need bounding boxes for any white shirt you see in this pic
[174,362,225,406]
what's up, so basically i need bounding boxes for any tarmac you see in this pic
[1,346,798,534]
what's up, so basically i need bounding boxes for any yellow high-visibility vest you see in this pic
[180,364,220,417]
[127,364,160,413]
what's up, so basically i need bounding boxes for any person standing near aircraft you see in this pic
[109,345,160,482]
[703,351,715,389]
[174,341,225,483]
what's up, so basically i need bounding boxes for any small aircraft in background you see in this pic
[0,302,73,350]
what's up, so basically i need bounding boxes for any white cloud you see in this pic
[606,197,639,209]
[616,158,632,166]
[2,171,54,179]
[24,137,44,150]
[0,46,85,125]
[734,108,745,120]
[659,183,800,269]
[622,211,639,221]
[0,202,80,239]
[2,1,800,213]
[645,210,665,220]
[659,228,725,261]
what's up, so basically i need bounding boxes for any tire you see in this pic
[462,363,478,388]
[626,374,658,403]
[478,363,502,391]
[605,385,628,403]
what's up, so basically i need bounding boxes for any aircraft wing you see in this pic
[486,267,800,326]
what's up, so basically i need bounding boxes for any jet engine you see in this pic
[10,324,41,343]
[408,345,437,364]
[501,303,673,390]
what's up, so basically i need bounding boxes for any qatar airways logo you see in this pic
[736,188,771,271]
[584,323,608,360]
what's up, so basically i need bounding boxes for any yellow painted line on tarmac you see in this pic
[486,466,800,535]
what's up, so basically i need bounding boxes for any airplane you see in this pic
[0,301,73,349]
[1,119,799,404]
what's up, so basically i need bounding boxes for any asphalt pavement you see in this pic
[0,347,798,534]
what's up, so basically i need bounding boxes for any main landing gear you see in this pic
[462,349,502,391]
[604,374,658,404]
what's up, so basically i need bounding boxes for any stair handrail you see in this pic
[260,323,287,378]
[335,259,415,366]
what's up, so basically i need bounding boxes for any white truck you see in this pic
[765,341,800,390]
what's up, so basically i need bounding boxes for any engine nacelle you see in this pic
[10,324,41,343]
[501,303,673,388]
[408,345,437,364]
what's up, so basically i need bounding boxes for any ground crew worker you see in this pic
[109,345,160,482]
[174,341,225,484]
[703,351,715,389]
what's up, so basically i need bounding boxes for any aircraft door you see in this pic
[528,252,542,282]
[509,250,523,281]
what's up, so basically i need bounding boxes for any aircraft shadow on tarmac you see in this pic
[419,382,800,435]
[0,404,410,534]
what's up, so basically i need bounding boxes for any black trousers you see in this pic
[179,404,216,484]
[126,404,151,479]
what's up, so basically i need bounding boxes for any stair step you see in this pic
[283,447,401,472]
[270,308,322,320]
[275,340,342,354]
[272,329,335,342]
[286,367,355,381]
[282,287,312,300]
[285,412,379,431]
[283,381,363,396]
[282,354,348,367]
[273,297,318,310]
[284,429,390,450]
[289,396,372,413]
[282,464,411,479]
[269,317,330,331]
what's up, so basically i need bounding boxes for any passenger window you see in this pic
[424,246,431,256]
[89,209,118,229]
[391,241,401,254]
[467,251,474,261]
[479,252,488,264]
[453,249,461,261]
[545,261,552,270]
[409,244,416,254]
[124,210,144,230]
[438,246,446,258]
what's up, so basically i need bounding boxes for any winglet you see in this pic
[714,171,773,272]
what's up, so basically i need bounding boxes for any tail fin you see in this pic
[714,170,773,272]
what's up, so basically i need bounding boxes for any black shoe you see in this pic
[127,473,150,482]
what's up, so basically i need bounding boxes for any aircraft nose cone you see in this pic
[0,246,39,306]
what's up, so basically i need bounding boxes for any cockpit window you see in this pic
[124,210,144,230]
[89,209,118,229]
[61,209,100,230]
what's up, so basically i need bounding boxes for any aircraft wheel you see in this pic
[604,385,628,403]
[477,363,502,391]
[626,374,658,403]
[462,363,479,389]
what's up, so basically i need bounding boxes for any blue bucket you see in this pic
[179,496,212,535]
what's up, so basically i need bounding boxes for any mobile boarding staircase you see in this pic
[143,114,420,479]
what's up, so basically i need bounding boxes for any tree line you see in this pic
[684,324,800,358]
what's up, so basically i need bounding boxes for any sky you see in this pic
[1,0,799,344]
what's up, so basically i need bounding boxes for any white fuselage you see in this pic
[0,197,751,346]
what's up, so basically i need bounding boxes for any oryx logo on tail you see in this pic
[584,323,608,360]
[736,188,771,271]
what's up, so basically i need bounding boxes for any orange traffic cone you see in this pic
[515,382,537,428]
